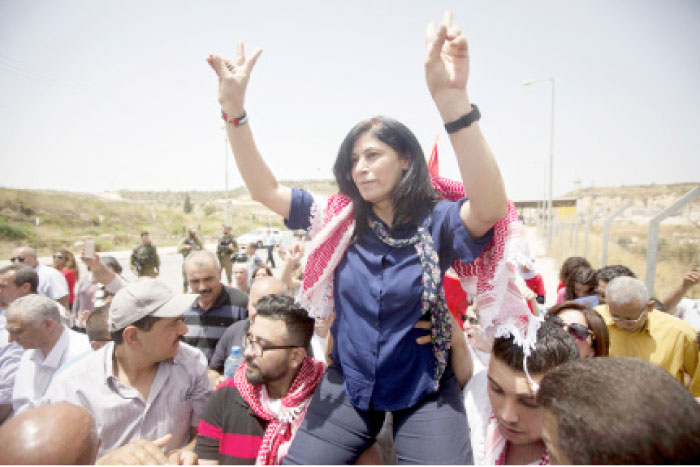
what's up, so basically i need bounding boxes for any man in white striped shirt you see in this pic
[44,279,213,465]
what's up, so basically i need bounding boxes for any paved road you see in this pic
[86,243,286,293]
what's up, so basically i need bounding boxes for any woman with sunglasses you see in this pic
[545,301,609,357]
[52,249,79,312]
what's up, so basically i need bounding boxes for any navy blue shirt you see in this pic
[183,285,249,362]
[286,188,492,411]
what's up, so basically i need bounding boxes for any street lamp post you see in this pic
[523,77,555,255]
[223,126,231,226]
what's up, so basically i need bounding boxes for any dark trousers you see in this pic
[266,245,276,268]
[283,365,472,465]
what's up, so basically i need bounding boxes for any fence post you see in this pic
[601,202,632,267]
[560,221,566,256]
[569,220,576,250]
[645,186,700,294]
[573,217,582,255]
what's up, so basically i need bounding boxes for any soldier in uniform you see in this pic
[216,225,238,285]
[129,231,160,278]
[177,226,204,292]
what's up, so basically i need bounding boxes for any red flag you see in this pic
[428,134,439,178]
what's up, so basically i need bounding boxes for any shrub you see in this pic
[0,217,34,241]
[204,204,217,216]
[617,236,633,248]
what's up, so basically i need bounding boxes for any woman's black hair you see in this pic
[332,116,438,240]
[564,266,598,300]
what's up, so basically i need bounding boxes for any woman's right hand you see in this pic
[206,42,263,116]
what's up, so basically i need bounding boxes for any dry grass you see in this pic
[0,187,294,258]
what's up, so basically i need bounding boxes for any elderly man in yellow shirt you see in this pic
[596,276,700,396]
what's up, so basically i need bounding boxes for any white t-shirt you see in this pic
[674,298,700,332]
[310,333,328,362]
[464,369,491,465]
[35,263,69,300]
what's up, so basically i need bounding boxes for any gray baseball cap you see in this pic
[108,278,198,332]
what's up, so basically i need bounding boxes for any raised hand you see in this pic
[683,268,700,291]
[424,11,470,101]
[206,41,263,116]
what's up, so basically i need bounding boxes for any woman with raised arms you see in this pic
[206,11,507,464]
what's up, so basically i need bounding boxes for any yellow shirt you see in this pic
[596,305,700,396]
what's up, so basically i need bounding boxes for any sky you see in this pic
[1,0,699,201]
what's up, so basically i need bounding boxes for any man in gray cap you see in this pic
[44,278,212,465]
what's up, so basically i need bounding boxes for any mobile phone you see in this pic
[84,240,95,258]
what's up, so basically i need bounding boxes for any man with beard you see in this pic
[209,276,287,376]
[194,294,324,465]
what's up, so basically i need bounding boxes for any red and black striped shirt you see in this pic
[195,383,267,464]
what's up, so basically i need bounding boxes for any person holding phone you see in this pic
[206,11,507,463]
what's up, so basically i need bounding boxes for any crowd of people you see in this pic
[1,10,699,465]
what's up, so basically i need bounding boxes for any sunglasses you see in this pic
[10,256,25,262]
[548,315,592,341]
[53,255,64,259]
[610,307,648,325]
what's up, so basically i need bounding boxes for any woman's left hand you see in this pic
[424,11,469,101]
[414,314,464,345]
[414,319,432,345]
[415,314,472,387]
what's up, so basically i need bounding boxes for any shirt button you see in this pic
[371,349,377,356]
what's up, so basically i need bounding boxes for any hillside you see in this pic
[111,179,338,205]
[0,180,338,257]
[545,182,700,298]
[2,180,697,266]
[564,182,700,221]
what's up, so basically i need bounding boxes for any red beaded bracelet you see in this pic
[221,109,248,127]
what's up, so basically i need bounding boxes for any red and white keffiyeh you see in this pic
[231,356,325,465]
[296,175,541,358]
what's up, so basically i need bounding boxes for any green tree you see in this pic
[183,193,192,214]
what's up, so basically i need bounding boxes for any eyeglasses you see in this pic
[548,315,593,341]
[243,332,302,357]
[610,307,648,325]
[10,256,25,262]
